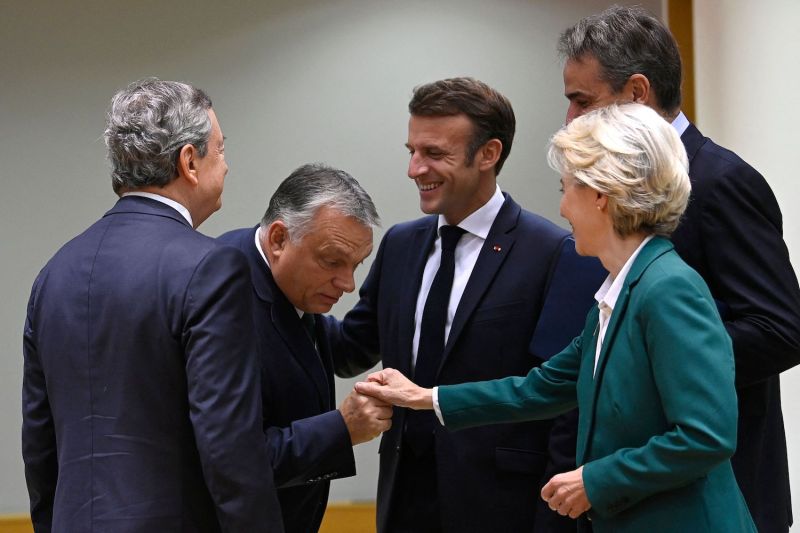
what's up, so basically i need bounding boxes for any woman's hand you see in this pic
[354,368,433,410]
[541,465,592,519]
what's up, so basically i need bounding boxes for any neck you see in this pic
[598,231,649,278]
[136,184,204,228]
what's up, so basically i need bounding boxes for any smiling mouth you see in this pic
[418,182,442,192]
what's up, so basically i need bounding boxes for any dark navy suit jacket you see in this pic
[329,194,606,532]
[672,124,800,532]
[22,197,283,533]
[218,227,359,533]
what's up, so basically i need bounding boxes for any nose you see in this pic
[565,103,581,125]
[408,153,428,179]
[333,270,356,294]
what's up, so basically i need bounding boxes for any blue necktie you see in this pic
[405,225,466,455]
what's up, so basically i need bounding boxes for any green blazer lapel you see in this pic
[591,237,675,383]
[578,237,675,461]
[576,308,601,465]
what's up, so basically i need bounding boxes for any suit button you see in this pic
[395,445,401,453]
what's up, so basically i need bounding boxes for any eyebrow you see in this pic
[565,90,589,100]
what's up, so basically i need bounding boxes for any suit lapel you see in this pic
[577,238,675,459]
[244,228,331,407]
[438,196,518,374]
[397,222,438,377]
[270,300,331,406]
[681,123,706,165]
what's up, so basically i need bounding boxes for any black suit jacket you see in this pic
[329,194,605,532]
[217,227,357,533]
[672,124,800,532]
[22,197,283,532]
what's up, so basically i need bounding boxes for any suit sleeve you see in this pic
[325,228,392,378]
[582,272,738,518]
[265,410,356,488]
[183,245,283,533]
[699,157,800,386]
[21,274,56,533]
[439,335,582,430]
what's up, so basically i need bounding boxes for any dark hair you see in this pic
[558,5,682,113]
[409,77,515,175]
[261,163,380,243]
[104,78,212,194]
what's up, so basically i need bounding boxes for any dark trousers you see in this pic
[387,440,442,533]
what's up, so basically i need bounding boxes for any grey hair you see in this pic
[547,103,690,237]
[261,163,381,243]
[104,78,213,194]
[558,5,682,114]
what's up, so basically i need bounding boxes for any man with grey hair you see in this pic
[218,163,391,533]
[22,78,283,532]
[557,6,800,531]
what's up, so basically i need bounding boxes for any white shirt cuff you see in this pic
[432,386,445,425]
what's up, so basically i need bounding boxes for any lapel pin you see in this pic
[492,245,502,252]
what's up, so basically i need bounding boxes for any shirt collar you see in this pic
[255,226,270,267]
[594,235,655,313]
[671,111,690,137]
[122,191,193,227]
[437,185,504,239]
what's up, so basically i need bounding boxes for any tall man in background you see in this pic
[218,163,391,532]
[329,77,605,532]
[557,7,800,531]
[22,79,283,532]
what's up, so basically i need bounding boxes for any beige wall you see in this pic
[694,1,800,529]
[0,0,660,513]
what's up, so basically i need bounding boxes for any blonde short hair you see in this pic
[547,103,691,237]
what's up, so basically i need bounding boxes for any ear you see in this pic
[477,139,503,172]
[265,221,290,258]
[176,144,200,187]
[595,191,609,212]
[625,74,651,105]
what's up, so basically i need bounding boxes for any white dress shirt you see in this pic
[592,235,654,375]
[413,185,505,367]
[418,186,504,423]
[671,111,690,137]
[122,191,193,227]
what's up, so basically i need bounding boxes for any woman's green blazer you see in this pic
[439,237,756,532]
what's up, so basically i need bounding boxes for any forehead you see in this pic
[207,108,223,141]
[304,207,372,253]
[563,56,612,94]
[407,114,473,146]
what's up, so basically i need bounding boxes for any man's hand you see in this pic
[541,465,591,519]
[338,390,392,445]
[354,368,433,410]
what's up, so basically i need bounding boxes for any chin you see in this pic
[419,201,437,215]
[311,302,335,314]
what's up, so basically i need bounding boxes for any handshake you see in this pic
[351,369,592,519]
[340,368,432,445]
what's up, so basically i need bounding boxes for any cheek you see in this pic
[559,196,572,219]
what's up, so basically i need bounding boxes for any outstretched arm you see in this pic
[355,368,433,410]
